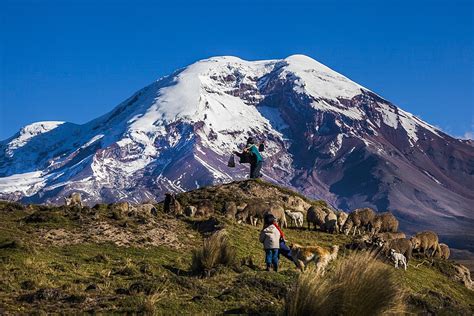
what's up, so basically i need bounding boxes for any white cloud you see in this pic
[462,131,473,140]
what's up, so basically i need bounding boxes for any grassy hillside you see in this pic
[0,180,473,314]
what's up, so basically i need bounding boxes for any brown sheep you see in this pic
[130,203,157,216]
[324,212,338,234]
[436,243,450,260]
[342,208,376,235]
[336,211,348,232]
[239,201,287,227]
[267,204,287,228]
[345,234,376,251]
[195,200,214,217]
[238,201,264,225]
[382,238,413,262]
[373,232,406,245]
[223,201,237,220]
[235,208,249,224]
[237,203,247,212]
[111,201,129,213]
[372,212,399,235]
[163,193,182,215]
[410,231,440,257]
[306,206,326,231]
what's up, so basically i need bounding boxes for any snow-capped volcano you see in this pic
[1,54,473,248]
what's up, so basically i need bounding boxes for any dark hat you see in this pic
[264,213,276,225]
[247,137,255,145]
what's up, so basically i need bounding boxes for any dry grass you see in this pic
[136,286,168,314]
[191,229,236,277]
[285,252,406,316]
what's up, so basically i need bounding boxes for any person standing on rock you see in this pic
[233,137,264,179]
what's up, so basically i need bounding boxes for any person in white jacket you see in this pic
[259,214,281,272]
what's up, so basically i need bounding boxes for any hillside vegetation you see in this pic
[0,180,473,314]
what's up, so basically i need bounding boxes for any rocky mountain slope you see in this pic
[0,54,472,250]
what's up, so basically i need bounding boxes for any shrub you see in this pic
[285,252,406,316]
[191,229,236,277]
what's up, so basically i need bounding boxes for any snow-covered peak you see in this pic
[204,55,247,63]
[120,55,447,151]
[134,54,367,125]
[7,121,65,151]
[282,54,366,100]
[128,56,275,129]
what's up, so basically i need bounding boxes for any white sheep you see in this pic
[390,249,407,271]
[285,210,304,228]
[64,192,83,207]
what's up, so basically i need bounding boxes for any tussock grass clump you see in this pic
[191,229,236,277]
[285,252,406,316]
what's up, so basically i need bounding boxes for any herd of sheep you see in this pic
[66,192,452,270]
[161,193,451,268]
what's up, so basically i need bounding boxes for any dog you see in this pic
[390,249,407,271]
[289,243,339,275]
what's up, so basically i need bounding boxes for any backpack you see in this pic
[239,151,252,164]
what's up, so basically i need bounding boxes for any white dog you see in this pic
[390,249,407,271]
[284,210,304,228]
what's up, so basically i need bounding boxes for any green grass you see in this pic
[0,188,473,314]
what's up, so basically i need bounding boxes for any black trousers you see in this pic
[250,161,263,178]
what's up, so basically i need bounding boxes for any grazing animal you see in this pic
[373,232,406,244]
[261,205,288,228]
[195,200,214,217]
[266,205,287,228]
[380,238,413,262]
[112,201,130,213]
[306,206,327,231]
[163,193,182,215]
[184,205,197,217]
[410,231,440,257]
[282,195,310,213]
[223,201,237,219]
[390,249,407,271]
[64,192,83,207]
[235,208,249,224]
[241,203,262,226]
[436,243,450,260]
[289,243,339,274]
[130,203,157,216]
[240,202,287,227]
[345,234,377,251]
[453,264,473,290]
[324,212,338,234]
[236,203,247,212]
[342,208,376,235]
[372,212,399,235]
[336,211,348,232]
[285,210,304,228]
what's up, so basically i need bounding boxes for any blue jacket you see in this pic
[248,145,263,163]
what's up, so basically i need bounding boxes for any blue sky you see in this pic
[1,0,472,140]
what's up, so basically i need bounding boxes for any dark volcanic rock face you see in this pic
[0,54,472,250]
